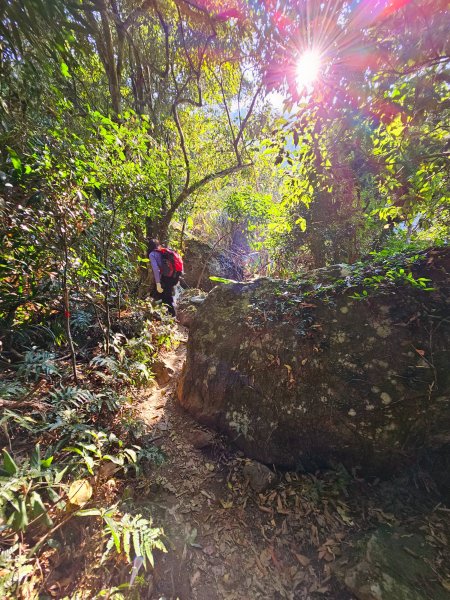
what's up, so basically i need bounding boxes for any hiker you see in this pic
[147,238,183,317]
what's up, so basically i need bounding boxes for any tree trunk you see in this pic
[61,233,78,384]
[145,211,173,244]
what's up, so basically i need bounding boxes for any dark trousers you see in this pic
[154,275,175,316]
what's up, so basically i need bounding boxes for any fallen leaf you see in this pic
[200,489,214,500]
[318,548,335,562]
[98,462,118,479]
[294,552,311,567]
[259,548,271,568]
[68,479,92,507]
[316,586,330,594]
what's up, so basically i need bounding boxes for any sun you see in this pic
[296,49,322,91]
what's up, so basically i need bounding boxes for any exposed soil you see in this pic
[128,328,449,600]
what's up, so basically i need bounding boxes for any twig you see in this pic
[0,398,48,410]
[27,511,76,558]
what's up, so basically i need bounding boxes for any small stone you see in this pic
[152,359,175,386]
[186,429,214,449]
[380,392,392,405]
[243,460,276,493]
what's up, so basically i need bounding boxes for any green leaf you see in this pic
[60,62,70,78]
[40,456,54,469]
[47,487,61,504]
[2,449,18,475]
[63,446,84,457]
[123,448,137,463]
[84,455,95,474]
[6,146,22,174]
[104,516,121,553]
[76,508,102,517]
[31,444,41,470]
[123,527,131,562]
[17,497,29,531]
[132,527,141,559]
[103,454,124,466]
[209,276,237,284]
[30,491,53,527]
[144,539,155,567]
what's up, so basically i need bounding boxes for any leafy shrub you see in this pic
[77,507,166,568]
[63,429,140,476]
[70,309,94,334]
[0,445,67,532]
[49,386,124,415]
[0,544,34,599]
[138,446,166,468]
[17,349,60,380]
[0,381,26,400]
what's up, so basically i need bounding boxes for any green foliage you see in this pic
[0,544,34,599]
[76,507,166,569]
[70,310,94,335]
[137,446,166,468]
[63,430,140,476]
[209,276,237,284]
[0,381,26,400]
[17,349,61,380]
[102,511,166,568]
[0,409,38,434]
[0,445,67,532]
[348,252,436,300]
[48,386,124,416]
[1,0,450,595]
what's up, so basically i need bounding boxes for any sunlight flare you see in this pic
[296,49,321,91]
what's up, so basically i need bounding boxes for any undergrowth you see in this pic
[0,300,175,598]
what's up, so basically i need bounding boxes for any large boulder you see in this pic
[177,248,450,475]
[175,288,207,328]
[181,238,243,291]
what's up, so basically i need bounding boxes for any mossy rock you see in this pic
[178,248,450,475]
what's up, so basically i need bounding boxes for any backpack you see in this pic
[158,247,184,283]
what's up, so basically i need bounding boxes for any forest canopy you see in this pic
[1,0,448,281]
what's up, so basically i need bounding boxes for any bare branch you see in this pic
[172,103,191,192]
[182,162,252,203]
[235,82,263,149]
[214,68,239,162]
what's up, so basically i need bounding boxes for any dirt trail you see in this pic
[132,328,357,600]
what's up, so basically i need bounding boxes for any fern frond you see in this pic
[0,381,26,400]
[17,349,60,380]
